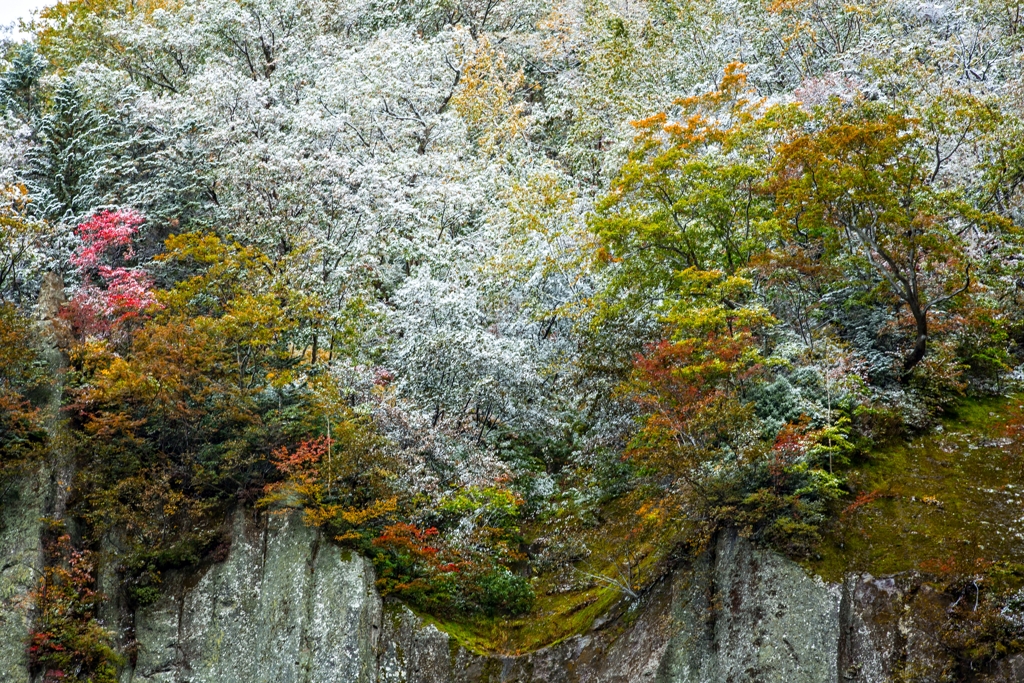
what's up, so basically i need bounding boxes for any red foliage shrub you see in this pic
[63,210,158,338]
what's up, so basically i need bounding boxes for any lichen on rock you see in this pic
[126,510,381,683]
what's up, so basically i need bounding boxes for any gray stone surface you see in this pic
[126,510,381,683]
[656,551,717,683]
[656,531,841,683]
[7,496,1024,683]
[839,574,904,682]
[0,467,48,683]
[713,531,842,683]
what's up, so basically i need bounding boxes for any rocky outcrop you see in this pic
[5,498,1024,682]
[375,528,843,683]
[123,508,678,683]
[837,571,1024,682]
[659,530,842,683]
[125,511,381,683]
[0,468,48,683]
[115,520,1024,683]
[377,573,674,683]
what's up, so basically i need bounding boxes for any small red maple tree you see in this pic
[63,210,159,338]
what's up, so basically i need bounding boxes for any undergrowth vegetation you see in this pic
[0,302,49,494]
[28,529,121,683]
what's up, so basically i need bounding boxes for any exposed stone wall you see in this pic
[657,530,842,683]
[0,467,49,683]
[6,507,1024,683]
[125,511,381,683]
[0,275,71,683]
[119,520,1024,683]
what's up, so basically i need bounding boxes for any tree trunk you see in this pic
[902,305,928,379]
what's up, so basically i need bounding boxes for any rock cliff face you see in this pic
[125,511,380,683]
[71,511,1015,683]
[4,470,1024,682]
[0,468,49,683]
[0,276,70,683]
[659,532,842,683]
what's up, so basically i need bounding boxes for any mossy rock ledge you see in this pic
[5,504,1022,682]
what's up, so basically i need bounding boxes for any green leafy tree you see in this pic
[771,98,1007,377]
[592,65,775,473]
[592,64,775,304]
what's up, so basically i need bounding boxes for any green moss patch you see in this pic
[807,395,1024,583]
[420,396,1024,655]
[418,494,679,655]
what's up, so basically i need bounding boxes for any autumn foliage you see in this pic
[66,229,343,595]
[0,303,48,485]
[63,210,158,339]
[263,438,534,617]
[261,433,396,541]
[4,0,1024,664]
[624,335,760,480]
[28,533,120,683]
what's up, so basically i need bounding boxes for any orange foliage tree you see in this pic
[770,98,1006,378]
[67,230,364,599]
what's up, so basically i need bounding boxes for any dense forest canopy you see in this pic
[3,0,1024,678]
